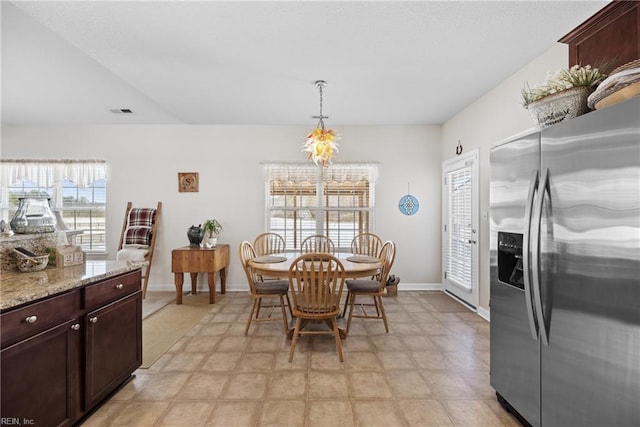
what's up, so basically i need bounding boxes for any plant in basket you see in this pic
[521,64,609,128]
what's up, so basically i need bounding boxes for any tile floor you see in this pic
[82,291,521,427]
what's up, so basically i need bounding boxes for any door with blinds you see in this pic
[442,150,479,309]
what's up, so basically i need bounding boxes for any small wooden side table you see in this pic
[171,244,230,304]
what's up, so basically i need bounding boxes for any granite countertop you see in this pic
[0,260,143,311]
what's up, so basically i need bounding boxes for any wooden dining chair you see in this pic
[253,232,286,256]
[345,241,396,334]
[239,241,292,335]
[351,232,383,257]
[288,253,346,362]
[301,234,335,254]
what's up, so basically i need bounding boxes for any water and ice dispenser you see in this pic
[497,232,524,289]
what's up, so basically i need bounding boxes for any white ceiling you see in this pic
[1,1,608,126]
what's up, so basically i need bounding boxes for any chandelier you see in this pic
[302,80,339,167]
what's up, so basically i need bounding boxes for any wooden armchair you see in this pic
[116,201,162,298]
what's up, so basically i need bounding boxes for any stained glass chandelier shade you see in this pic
[302,80,339,167]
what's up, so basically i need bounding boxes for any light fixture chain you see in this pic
[318,82,325,130]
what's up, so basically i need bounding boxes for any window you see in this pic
[263,163,378,251]
[1,160,108,253]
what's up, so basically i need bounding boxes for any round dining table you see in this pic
[248,251,382,279]
[248,252,382,339]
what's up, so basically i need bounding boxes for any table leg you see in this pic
[189,272,198,295]
[287,319,309,339]
[207,271,216,304]
[219,267,227,294]
[174,273,184,305]
[323,319,347,339]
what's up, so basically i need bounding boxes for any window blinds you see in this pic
[446,166,472,290]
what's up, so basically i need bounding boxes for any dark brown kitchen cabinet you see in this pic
[0,269,142,427]
[1,318,81,427]
[0,289,82,426]
[85,291,142,408]
[559,1,639,72]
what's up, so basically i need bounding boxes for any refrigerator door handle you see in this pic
[532,167,550,346]
[522,169,540,340]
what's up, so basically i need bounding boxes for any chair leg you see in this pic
[341,291,350,318]
[377,295,389,333]
[330,317,344,362]
[346,292,356,334]
[289,317,302,362]
[255,297,262,319]
[279,295,289,333]
[373,296,380,316]
[285,293,293,319]
[245,298,259,336]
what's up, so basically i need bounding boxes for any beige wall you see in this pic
[441,44,569,314]
[1,124,442,291]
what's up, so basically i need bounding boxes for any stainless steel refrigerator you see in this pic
[489,96,640,427]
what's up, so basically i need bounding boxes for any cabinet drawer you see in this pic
[85,270,141,310]
[0,290,81,347]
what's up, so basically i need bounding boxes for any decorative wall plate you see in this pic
[398,194,419,215]
[178,172,199,192]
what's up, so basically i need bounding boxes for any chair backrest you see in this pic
[239,241,260,293]
[253,232,286,256]
[375,241,397,290]
[301,234,335,254]
[288,253,345,316]
[351,232,383,257]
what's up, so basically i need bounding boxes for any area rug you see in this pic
[423,291,470,313]
[141,294,212,368]
[142,291,176,319]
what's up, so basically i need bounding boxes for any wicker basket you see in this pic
[14,249,49,272]
[526,86,591,128]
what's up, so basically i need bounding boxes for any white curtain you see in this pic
[262,162,378,183]
[0,159,108,188]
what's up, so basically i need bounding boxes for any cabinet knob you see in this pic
[70,323,80,331]
[25,315,37,324]
[89,316,98,324]
[115,283,124,290]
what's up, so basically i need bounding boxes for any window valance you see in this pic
[262,162,378,184]
[0,159,108,188]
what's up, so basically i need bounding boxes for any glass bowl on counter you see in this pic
[13,248,49,272]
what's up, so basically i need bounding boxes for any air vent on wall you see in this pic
[109,108,133,114]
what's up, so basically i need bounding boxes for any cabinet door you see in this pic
[85,291,142,408]
[1,319,81,427]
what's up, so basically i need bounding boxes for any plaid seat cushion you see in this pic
[127,208,156,228]
[346,279,380,292]
[255,280,289,294]
[124,226,152,247]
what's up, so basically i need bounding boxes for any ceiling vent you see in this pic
[109,108,133,114]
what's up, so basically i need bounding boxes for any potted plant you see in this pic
[203,219,223,248]
[521,64,608,128]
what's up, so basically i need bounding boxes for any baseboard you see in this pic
[148,283,249,293]
[477,306,490,322]
[149,282,444,293]
[397,282,443,291]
